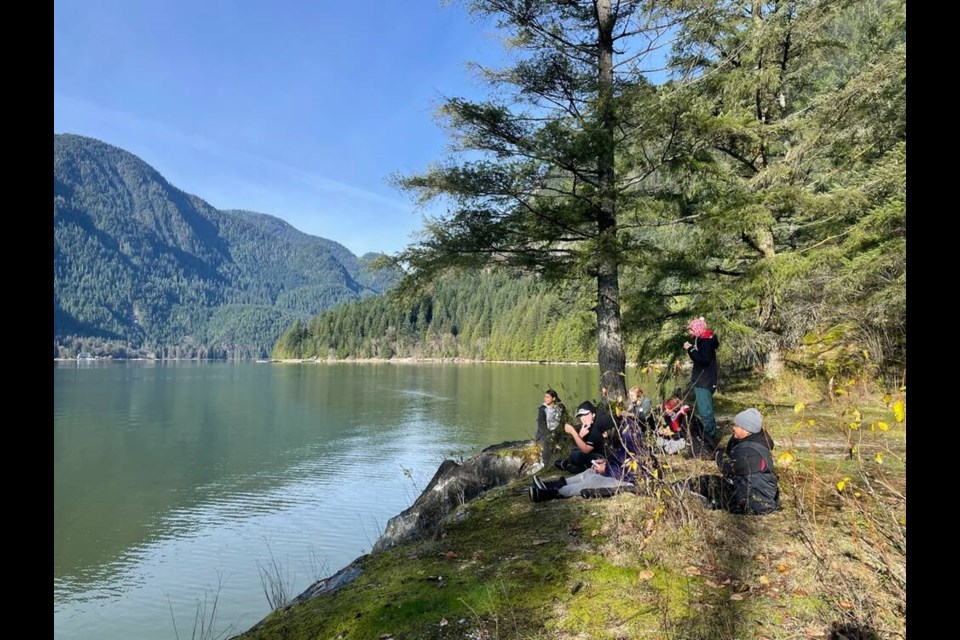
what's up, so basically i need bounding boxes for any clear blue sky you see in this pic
[54,0,508,256]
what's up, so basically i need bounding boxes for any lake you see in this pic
[55,361,660,639]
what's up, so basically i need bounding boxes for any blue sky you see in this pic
[54,1,509,256]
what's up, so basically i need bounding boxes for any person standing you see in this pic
[536,389,568,466]
[684,316,719,446]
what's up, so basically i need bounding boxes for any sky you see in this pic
[54,0,510,256]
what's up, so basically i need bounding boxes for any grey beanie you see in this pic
[734,408,763,434]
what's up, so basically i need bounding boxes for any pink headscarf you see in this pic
[687,316,708,338]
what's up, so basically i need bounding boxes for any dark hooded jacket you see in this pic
[717,430,780,515]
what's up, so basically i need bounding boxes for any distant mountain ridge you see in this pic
[54,133,396,358]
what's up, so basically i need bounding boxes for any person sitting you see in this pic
[622,385,653,434]
[653,397,716,457]
[553,400,612,474]
[653,397,695,455]
[530,418,657,501]
[690,408,781,515]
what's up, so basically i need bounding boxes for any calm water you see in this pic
[55,361,657,640]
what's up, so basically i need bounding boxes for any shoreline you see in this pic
[274,356,665,369]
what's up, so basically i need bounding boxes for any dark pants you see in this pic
[686,475,737,511]
[563,448,603,474]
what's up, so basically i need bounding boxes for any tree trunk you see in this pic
[594,0,626,403]
[764,343,784,380]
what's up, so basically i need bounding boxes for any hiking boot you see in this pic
[533,475,547,490]
[554,459,568,471]
[545,477,567,490]
[529,486,559,503]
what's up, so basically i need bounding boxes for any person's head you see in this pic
[575,401,597,426]
[687,316,708,338]
[544,389,560,406]
[628,386,643,403]
[733,408,763,439]
[662,397,682,413]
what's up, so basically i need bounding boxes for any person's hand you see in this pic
[683,341,692,350]
[564,423,577,436]
[591,459,607,474]
[579,425,590,437]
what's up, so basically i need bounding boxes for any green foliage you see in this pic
[53,134,397,359]
[620,0,906,378]
[272,270,596,362]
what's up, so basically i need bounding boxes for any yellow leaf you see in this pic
[893,399,906,423]
[729,593,745,601]
[874,452,884,465]
[638,569,655,581]
[806,419,816,426]
[776,564,789,573]
[853,492,862,498]
[793,402,805,415]
[848,422,859,430]
[835,388,847,396]
[758,575,771,586]
[836,477,850,492]
[852,409,862,422]
[869,423,876,432]
[877,421,890,432]
[899,385,906,391]
[861,350,869,359]
[777,452,795,467]
[882,393,892,406]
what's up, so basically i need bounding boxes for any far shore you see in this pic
[275,356,670,370]
[54,355,674,371]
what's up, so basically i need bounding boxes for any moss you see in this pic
[237,389,906,640]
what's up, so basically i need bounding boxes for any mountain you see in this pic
[54,133,397,359]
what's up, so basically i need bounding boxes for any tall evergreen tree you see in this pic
[393,0,682,402]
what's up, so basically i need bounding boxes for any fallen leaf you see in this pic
[531,539,550,546]
[683,566,701,576]
[439,618,448,627]
[794,588,808,597]
[721,578,732,585]
[704,579,719,588]
[729,593,745,601]
[754,554,767,562]
[793,402,805,415]
[445,551,458,560]
[758,575,771,586]
[776,564,789,573]
[839,601,854,610]
[638,569,655,580]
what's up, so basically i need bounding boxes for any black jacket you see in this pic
[717,430,780,515]
[687,333,719,390]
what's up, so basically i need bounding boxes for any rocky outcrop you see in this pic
[372,439,541,552]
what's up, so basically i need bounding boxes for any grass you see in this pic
[235,384,905,640]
